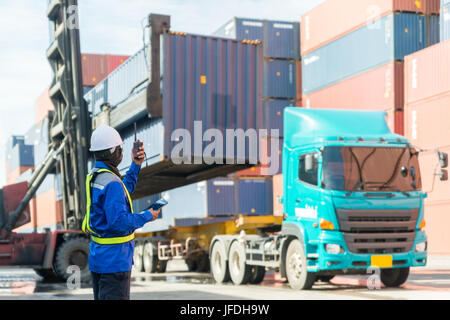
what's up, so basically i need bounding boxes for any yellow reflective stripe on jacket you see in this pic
[82,168,135,244]
[90,233,135,245]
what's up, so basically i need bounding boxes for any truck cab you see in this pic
[281,108,427,288]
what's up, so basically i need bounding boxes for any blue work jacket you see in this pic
[88,161,153,273]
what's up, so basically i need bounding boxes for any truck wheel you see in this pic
[249,266,266,284]
[380,267,410,287]
[155,260,167,273]
[54,237,90,283]
[228,241,251,285]
[285,239,316,290]
[143,242,158,273]
[210,241,230,283]
[133,242,144,272]
[186,258,197,272]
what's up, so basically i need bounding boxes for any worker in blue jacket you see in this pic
[82,124,159,300]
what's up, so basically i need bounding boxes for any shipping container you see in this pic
[422,201,450,254]
[264,59,297,99]
[441,3,450,41]
[273,173,283,217]
[213,17,301,59]
[386,108,404,135]
[6,166,34,185]
[301,0,440,56]
[404,93,450,149]
[137,177,273,233]
[296,61,302,103]
[419,147,450,203]
[260,137,283,176]
[260,99,296,137]
[428,15,440,45]
[8,144,34,172]
[303,61,404,111]
[303,13,429,95]
[34,88,53,125]
[81,53,130,87]
[405,39,450,104]
[443,0,450,6]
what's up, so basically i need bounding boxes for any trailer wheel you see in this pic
[380,267,410,287]
[196,252,210,273]
[285,239,316,290]
[54,237,90,283]
[133,242,144,272]
[143,242,158,273]
[210,241,230,283]
[249,266,266,284]
[228,241,251,285]
[185,258,197,272]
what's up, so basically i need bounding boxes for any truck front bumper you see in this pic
[309,230,427,272]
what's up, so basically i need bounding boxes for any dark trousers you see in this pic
[91,271,131,300]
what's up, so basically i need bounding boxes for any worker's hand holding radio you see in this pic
[132,140,145,166]
[149,208,160,221]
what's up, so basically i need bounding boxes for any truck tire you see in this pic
[185,258,197,272]
[210,241,230,283]
[228,241,251,285]
[133,242,144,272]
[143,242,158,273]
[54,237,90,283]
[380,267,410,287]
[196,253,210,273]
[249,266,266,284]
[285,239,316,290]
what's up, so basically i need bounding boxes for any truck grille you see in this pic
[336,209,419,254]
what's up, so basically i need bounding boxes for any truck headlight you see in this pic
[415,242,427,252]
[325,244,343,254]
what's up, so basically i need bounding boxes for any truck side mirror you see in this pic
[439,169,448,181]
[304,154,314,173]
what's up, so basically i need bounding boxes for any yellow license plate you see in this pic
[371,255,393,268]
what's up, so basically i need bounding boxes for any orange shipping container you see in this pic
[423,202,450,254]
[301,0,440,56]
[6,166,34,185]
[405,39,450,105]
[35,88,54,125]
[303,62,404,111]
[81,53,129,87]
[296,60,302,103]
[273,174,283,217]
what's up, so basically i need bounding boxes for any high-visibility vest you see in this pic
[82,168,135,245]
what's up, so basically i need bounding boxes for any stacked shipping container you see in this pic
[301,0,440,136]
[442,0,450,41]
[404,39,450,254]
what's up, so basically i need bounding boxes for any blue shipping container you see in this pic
[441,3,450,42]
[9,144,34,171]
[213,17,301,59]
[428,15,440,46]
[302,13,427,95]
[263,59,297,99]
[237,178,273,215]
[260,100,295,138]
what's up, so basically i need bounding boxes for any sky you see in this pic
[0,0,322,187]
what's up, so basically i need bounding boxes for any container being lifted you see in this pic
[88,14,264,198]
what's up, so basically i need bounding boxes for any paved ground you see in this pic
[0,256,449,300]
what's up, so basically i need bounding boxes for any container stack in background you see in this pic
[212,17,302,217]
[404,39,450,254]
[7,53,129,233]
[301,0,440,136]
[442,0,450,41]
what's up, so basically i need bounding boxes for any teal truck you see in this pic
[209,108,440,290]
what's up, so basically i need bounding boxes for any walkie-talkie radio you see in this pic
[133,122,140,161]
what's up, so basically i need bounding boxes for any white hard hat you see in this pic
[89,125,123,152]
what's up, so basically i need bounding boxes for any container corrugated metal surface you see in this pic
[263,20,301,59]
[296,61,302,103]
[6,166,34,185]
[261,137,283,176]
[303,13,427,95]
[162,32,262,161]
[404,39,450,105]
[441,3,450,41]
[273,174,283,217]
[303,61,404,110]
[428,15,440,45]
[263,59,297,99]
[81,53,130,87]
[404,93,450,149]
[213,18,300,59]
[261,99,296,137]
[422,202,450,254]
[237,178,273,215]
[386,109,404,135]
[301,0,440,56]
[206,178,237,216]
[84,47,149,115]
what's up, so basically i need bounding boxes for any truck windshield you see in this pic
[322,146,422,192]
